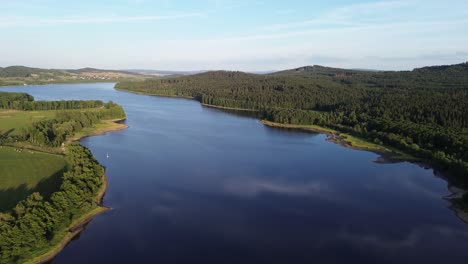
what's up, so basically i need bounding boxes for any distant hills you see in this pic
[0,66,150,86]
[0,66,144,78]
[2,62,467,87]
[124,69,207,76]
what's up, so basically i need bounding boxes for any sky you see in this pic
[1,0,468,71]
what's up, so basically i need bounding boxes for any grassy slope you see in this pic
[0,110,57,135]
[0,146,66,211]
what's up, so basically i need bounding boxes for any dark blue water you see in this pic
[2,83,468,264]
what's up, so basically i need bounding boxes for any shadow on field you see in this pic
[0,169,64,212]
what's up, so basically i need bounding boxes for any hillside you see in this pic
[115,62,468,187]
[0,66,152,86]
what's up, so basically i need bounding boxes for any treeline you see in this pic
[15,102,125,147]
[1,91,106,111]
[116,62,468,184]
[0,92,34,109]
[0,143,105,263]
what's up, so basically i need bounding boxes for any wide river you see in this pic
[2,83,468,263]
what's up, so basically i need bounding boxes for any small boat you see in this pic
[106,152,109,159]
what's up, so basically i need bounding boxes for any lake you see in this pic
[1,83,468,264]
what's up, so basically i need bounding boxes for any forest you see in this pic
[0,92,126,262]
[116,62,468,186]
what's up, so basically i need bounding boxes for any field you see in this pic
[0,109,57,135]
[0,146,66,211]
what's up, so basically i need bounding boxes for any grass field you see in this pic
[0,109,57,135]
[0,146,66,211]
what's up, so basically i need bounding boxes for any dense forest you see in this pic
[0,143,105,263]
[116,62,468,186]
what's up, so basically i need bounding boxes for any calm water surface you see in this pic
[2,83,468,263]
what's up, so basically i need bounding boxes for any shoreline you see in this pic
[261,120,468,218]
[113,88,416,161]
[26,121,126,264]
[115,88,468,221]
[200,103,258,112]
[66,118,128,142]
[27,174,110,264]
[260,120,410,160]
[30,206,110,264]
[114,87,194,99]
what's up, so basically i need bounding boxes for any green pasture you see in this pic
[0,110,57,135]
[0,146,66,211]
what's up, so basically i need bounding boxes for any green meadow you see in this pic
[0,146,66,211]
[0,109,65,211]
[0,110,57,135]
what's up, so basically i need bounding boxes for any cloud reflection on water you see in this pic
[224,176,332,198]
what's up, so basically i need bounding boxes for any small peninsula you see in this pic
[0,91,127,263]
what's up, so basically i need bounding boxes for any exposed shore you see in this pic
[66,118,128,142]
[260,120,415,161]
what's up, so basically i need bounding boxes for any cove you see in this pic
[1,83,468,264]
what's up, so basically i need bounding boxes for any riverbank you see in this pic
[21,123,124,263]
[25,170,111,264]
[201,103,258,112]
[261,120,416,161]
[114,87,194,99]
[28,206,109,264]
[66,118,128,142]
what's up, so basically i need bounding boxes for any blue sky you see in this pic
[1,0,468,71]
